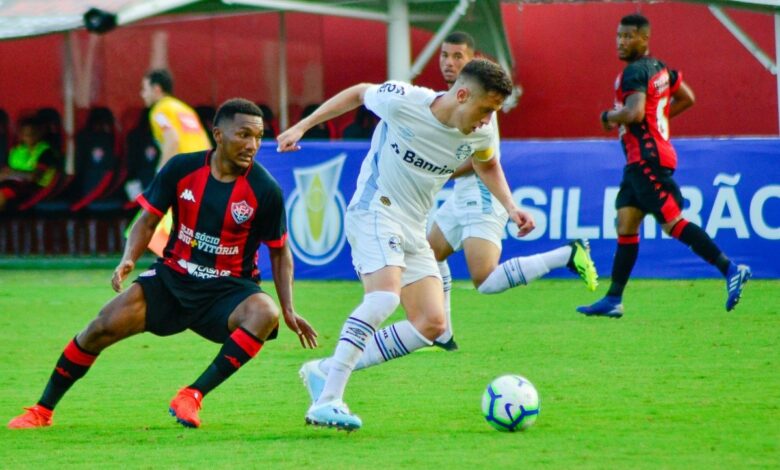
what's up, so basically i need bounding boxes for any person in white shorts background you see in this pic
[427,32,600,351]
[277,59,532,431]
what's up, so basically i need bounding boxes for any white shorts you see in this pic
[433,192,508,252]
[345,208,440,286]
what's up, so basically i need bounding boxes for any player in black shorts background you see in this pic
[576,14,751,318]
[9,98,318,429]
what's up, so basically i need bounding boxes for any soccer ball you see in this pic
[481,374,540,432]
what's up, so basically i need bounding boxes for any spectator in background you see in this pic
[138,69,211,256]
[342,105,378,139]
[124,108,160,202]
[256,103,277,139]
[299,104,332,140]
[0,109,9,168]
[0,117,58,211]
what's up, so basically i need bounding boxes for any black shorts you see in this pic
[134,262,274,344]
[615,161,683,224]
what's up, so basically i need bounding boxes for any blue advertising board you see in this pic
[257,138,779,280]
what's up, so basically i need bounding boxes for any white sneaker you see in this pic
[305,399,362,431]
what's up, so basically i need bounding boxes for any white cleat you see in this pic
[305,400,362,431]
[299,359,327,404]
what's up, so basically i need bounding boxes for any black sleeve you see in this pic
[259,183,287,246]
[138,155,180,216]
[621,62,649,94]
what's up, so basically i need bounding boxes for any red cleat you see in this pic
[8,405,53,429]
[168,387,203,428]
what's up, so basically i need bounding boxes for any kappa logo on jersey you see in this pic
[455,143,474,161]
[231,200,254,225]
[287,154,348,266]
[179,189,196,202]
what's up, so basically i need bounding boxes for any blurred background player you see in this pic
[8,99,317,430]
[426,32,598,350]
[280,59,535,431]
[137,69,211,256]
[577,14,750,318]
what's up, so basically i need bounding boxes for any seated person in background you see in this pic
[300,104,332,140]
[256,103,276,139]
[342,105,378,139]
[124,107,160,201]
[0,117,58,211]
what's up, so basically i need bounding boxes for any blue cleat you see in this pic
[576,296,624,318]
[299,359,327,404]
[725,264,751,312]
[305,400,362,431]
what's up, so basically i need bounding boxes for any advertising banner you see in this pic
[257,138,779,280]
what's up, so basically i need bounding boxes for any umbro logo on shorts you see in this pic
[179,189,196,202]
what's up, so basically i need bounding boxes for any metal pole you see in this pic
[387,0,411,81]
[279,11,289,132]
[409,0,471,80]
[63,32,75,175]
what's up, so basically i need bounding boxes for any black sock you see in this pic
[38,338,98,410]
[671,220,731,276]
[190,327,263,397]
[607,235,639,298]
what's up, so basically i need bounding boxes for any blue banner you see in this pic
[257,138,780,280]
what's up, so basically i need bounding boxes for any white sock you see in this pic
[322,320,432,373]
[435,261,453,344]
[478,254,545,294]
[316,291,400,405]
[538,245,572,270]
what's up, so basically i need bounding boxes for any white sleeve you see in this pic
[363,80,433,122]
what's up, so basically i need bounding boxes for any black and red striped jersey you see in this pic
[137,150,287,282]
[614,56,682,169]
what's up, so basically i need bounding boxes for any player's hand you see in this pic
[276,127,305,153]
[111,259,135,293]
[600,110,618,131]
[283,310,318,349]
[509,208,535,237]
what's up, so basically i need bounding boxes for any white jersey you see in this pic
[451,113,504,215]
[350,81,496,226]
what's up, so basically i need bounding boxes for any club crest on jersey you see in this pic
[455,143,473,161]
[231,200,254,224]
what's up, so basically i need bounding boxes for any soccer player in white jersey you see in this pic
[428,32,599,351]
[277,59,533,431]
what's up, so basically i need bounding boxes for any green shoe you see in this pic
[567,239,598,291]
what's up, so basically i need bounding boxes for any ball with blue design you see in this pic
[481,374,540,432]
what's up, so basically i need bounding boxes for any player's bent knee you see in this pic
[235,294,279,338]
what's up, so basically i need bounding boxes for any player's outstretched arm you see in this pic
[268,242,318,348]
[276,83,373,153]
[112,210,160,292]
[473,157,535,237]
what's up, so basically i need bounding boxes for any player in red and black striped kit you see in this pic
[8,99,318,430]
[577,14,750,318]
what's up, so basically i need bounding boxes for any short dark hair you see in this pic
[459,58,513,97]
[145,69,173,94]
[214,98,264,127]
[443,31,474,49]
[621,14,650,31]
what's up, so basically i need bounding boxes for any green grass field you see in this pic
[1,269,778,469]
